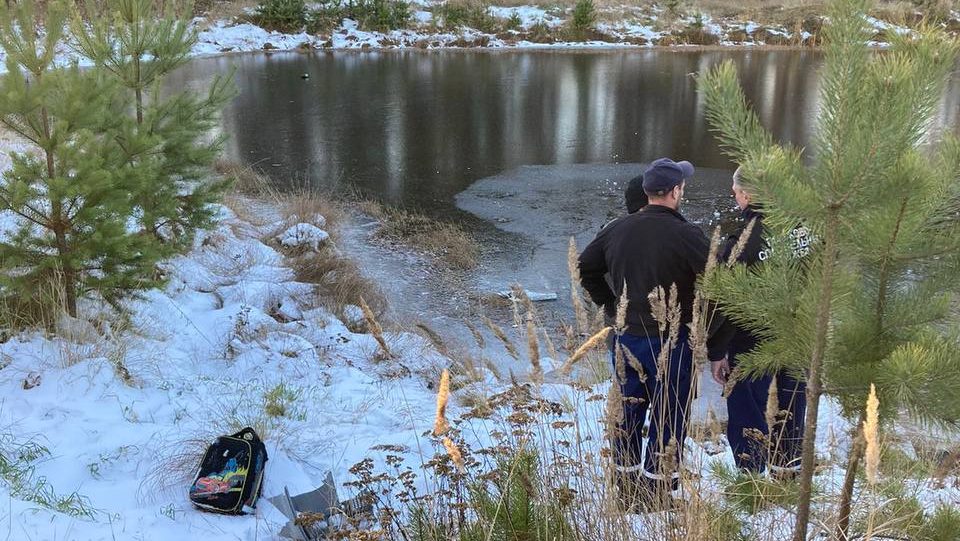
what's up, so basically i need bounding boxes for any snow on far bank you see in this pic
[487,5,564,28]
[193,20,316,55]
[0,5,938,73]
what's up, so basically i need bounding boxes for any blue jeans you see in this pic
[611,328,693,484]
[726,353,806,473]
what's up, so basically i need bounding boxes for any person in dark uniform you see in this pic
[599,173,649,326]
[578,158,728,508]
[710,167,807,477]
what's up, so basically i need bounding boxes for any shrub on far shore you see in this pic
[253,0,307,31]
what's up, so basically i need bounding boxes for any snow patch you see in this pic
[487,5,562,28]
[193,21,317,55]
[277,222,331,251]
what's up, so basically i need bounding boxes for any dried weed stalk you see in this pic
[482,315,519,360]
[568,237,590,335]
[360,296,392,359]
[526,313,543,385]
[433,369,451,436]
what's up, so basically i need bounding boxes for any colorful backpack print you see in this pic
[189,427,268,514]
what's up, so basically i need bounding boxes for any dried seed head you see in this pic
[483,315,520,360]
[605,381,624,428]
[615,283,629,335]
[765,374,779,434]
[433,369,451,436]
[706,226,722,275]
[463,319,486,349]
[614,343,627,385]
[864,383,880,485]
[727,217,757,267]
[621,343,646,383]
[526,313,543,385]
[722,366,741,398]
[648,286,668,333]
[442,437,465,473]
[559,326,612,377]
[667,283,681,339]
[688,291,709,364]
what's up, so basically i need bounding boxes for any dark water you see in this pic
[170,49,960,215]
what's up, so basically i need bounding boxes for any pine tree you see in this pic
[0,0,170,318]
[72,0,234,249]
[698,0,960,538]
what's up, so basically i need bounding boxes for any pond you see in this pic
[168,49,960,332]
[173,48,960,215]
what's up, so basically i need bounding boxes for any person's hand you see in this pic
[711,357,731,385]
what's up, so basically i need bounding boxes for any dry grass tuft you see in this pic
[287,250,388,319]
[218,161,388,319]
[215,159,275,198]
[139,436,214,503]
[359,200,479,270]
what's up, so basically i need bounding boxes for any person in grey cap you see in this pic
[578,158,728,510]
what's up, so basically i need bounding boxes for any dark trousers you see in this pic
[726,352,806,473]
[611,328,693,484]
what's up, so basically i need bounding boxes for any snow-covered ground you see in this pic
[0,4,938,74]
[0,180,955,539]
[0,196,458,539]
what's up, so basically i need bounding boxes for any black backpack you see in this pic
[189,427,268,514]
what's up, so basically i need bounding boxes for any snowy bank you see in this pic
[0,5,946,73]
[0,197,453,539]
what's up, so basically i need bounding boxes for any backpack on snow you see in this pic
[189,427,268,514]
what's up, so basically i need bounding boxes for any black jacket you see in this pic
[578,204,714,343]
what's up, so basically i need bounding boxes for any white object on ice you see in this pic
[497,289,558,302]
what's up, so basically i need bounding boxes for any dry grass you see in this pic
[356,200,480,270]
[288,250,388,318]
[218,160,388,319]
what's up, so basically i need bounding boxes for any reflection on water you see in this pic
[169,49,960,213]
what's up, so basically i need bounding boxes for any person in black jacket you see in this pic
[578,158,728,507]
[711,167,807,476]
